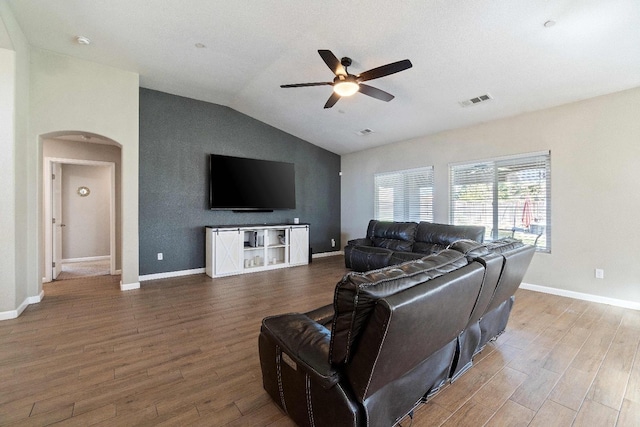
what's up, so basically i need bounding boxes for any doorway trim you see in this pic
[44,157,117,283]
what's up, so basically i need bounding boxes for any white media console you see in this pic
[205,224,309,278]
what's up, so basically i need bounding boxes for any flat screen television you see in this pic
[209,154,296,211]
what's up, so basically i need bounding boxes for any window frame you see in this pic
[374,166,434,223]
[449,151,551,252]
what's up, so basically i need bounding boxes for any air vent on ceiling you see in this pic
[355,128,374,136]
[459,93,493,107]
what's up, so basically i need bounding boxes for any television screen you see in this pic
[209,154,296,210]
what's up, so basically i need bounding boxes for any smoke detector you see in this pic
[459,93,493,107]
[75,36,91,45]
[355,128,374,136]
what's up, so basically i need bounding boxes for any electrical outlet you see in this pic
[595,268,604,279]
[157,252,163,261]
[331,238,336,247]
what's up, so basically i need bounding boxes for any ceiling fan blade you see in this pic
[318,50,347,76]
[280,82,332,88]
[324,92,341,109]
[358,84,395,102]
[357,59,413,82]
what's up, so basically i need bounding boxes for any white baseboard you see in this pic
[0,291,45,321]
[312,251,344,258]
[29,291,45,304]
[63,255,110,263]
[520,282,640,311]
[139,268,206,282]
[120,281,140,291]
[138,255,344,283]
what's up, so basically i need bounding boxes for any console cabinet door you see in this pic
[214,229,242,276]
[289,226,309,266]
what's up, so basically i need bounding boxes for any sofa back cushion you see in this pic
[483,239,535,313]
[345,261,485,402]
[366,220,417,252]
[413,222,485,254]
[329,249,468,365]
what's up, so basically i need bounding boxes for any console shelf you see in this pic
[205,224,309,278]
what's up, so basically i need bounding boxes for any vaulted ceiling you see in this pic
[7,0,640,154]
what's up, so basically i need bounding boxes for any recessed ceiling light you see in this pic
[544,20,556,28]
[195,43,206,48]
[75,36,91,45]
[355,128,374,136]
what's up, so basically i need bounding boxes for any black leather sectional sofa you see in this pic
[259,238,535,427]
[344,220,486,272]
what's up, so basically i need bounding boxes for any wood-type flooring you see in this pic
[1,255,639,426]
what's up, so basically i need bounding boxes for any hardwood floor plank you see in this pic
[509,366,561,411]
[587,326,640,410]
[624,339,640,404]
[470,366,527,411]
[485,399,535,427]
[528,400,576,427]
[439,399,495,427]
[1,256,639,426]
[6,404,73,427]
[548,366,597,411]
[572,398,618,427]
[61,404,117,426]
[411,401,452,426]
[617,398,640,427]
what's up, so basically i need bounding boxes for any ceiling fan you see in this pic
[281,50,413,109]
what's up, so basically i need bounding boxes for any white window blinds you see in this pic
[375,167,434,222]
[450,152,551,252]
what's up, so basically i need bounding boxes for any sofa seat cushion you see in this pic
[330,249,468,365]
[412,242,448,255]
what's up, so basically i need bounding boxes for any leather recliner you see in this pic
[259,250,487,427]
[344,220,485,272]
[447,238,536,381]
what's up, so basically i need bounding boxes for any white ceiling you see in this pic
[7,0,640,155]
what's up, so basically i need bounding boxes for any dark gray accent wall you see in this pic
[139,88,341,275]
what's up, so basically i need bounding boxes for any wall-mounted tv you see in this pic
[209,154,296,211]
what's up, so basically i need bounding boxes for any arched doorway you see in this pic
[41,131,122,285]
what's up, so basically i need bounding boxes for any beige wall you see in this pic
[342,87,640,305]
[0,47,17,312]
[61,164,111,259]
[0,2,30,315]
[2,2,139,316]
[30,49,140,292]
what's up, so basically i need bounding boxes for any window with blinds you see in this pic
[449,152,551,252]
[374,167,434,222]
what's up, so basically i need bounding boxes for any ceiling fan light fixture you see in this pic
[333,81,359,97]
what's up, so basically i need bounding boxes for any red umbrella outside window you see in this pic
[521,198,532,230]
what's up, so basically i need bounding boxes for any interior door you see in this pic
[52,162,63,279]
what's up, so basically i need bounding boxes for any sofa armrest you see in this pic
[344,245,394,271]
[305,304,334,327]
[347,238,373,246]
[261,313,340,389]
